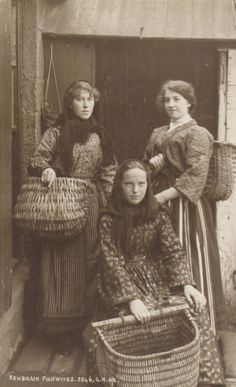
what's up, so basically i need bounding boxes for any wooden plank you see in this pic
[42,0,236,40]
[94,0,123,36]
[142,0,168,38]
[165,0,193,38]
[228,50,236,85]
[214,0,236,39]
[118,0,143,37]
[217,48,236,324]
[192,0,214,39]
[227,50,236,143]
[0,0,12,315]
[217,49,228,141]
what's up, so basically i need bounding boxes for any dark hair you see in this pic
[62,80,100,121]
[156,80,196,113]
[55,80,115,173]
[111,159,153,212]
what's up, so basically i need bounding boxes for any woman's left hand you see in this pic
[184,284,207,313]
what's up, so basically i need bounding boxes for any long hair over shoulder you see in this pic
[102,159,159,255]
[55,80,115,174]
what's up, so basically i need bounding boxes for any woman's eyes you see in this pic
[125,182,146,187]
[76,97,93,102]
[164,97,180,103]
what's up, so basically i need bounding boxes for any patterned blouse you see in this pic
[98,209,194,308]
[29,126,117,200]
[144,120,213,204]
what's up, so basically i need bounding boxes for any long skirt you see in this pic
[167,195,227,333]
[24,189,100,334]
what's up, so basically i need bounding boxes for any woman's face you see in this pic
[121,168,147,205]
[163,89,190,121]
[71,89,95,120]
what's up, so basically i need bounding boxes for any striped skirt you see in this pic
[168,195,227,333]
[28,187,101,332]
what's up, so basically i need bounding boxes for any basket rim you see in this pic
[94,305,200,362]
[213,140,236,148]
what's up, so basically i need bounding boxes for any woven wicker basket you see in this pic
[92,304,200,387]
[13,177,94,240]
[204,141,236,201]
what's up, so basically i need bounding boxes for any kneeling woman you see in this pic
[93,160,225,386]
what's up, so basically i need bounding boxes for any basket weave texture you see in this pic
[204,141,236,201]
[13,177,94,240]
[93,305,200,387]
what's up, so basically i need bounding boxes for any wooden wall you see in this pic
[0,0,12,315]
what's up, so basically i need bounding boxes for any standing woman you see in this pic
[144,80,227,334]
[27,80,117,353]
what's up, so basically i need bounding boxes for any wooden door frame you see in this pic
[0,0,12,316]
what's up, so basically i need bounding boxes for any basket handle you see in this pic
[92,303,189,329]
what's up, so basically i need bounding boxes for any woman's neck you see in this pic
[168,114,192,132]
[170,113,192,125]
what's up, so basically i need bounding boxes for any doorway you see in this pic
[96,39,218,161]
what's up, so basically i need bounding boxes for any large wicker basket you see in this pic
[13,177,94,240]
[92,304,200,387]
[204,141,236,201]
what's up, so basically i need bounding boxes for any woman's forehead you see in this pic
[122,168,147,181]
[164,88,182,97]
[73,88,93,98]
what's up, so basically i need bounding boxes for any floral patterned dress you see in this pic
[27,126,117,333]
[92,209,225,384]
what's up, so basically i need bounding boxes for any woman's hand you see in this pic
[129,299,150,323]
[41,168,56,187]
[184,284,207,313]
[155,193,167,204]
[149,154,165,171]
[155,187,182,204]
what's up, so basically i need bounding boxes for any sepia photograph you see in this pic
[0,0,236,386]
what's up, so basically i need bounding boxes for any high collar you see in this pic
[169,114,192,131]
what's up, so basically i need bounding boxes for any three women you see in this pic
[26,78,227,384]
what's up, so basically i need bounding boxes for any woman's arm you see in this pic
[28,127,60,178]
[173,127,213,204]
[96,161,118,203]
[155,187,182,204]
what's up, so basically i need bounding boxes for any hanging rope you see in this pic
[42,41,62,132]
[45,42,61,112]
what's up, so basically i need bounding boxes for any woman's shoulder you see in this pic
[151,125,168,136]
[42,125,61,139]
[188,121,213,140]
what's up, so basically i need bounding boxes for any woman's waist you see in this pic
[126,254,150,265]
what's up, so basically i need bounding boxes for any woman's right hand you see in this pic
[129,299,150,323]
[41,167,56,187]
[149,154,165,171]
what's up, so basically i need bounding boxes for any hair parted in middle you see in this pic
[109,159,158,219]
[101,159,160,255]
[63,80,100,121]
